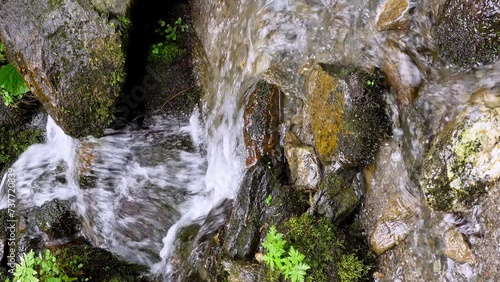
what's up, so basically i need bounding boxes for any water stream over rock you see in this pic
[1,0,499,280]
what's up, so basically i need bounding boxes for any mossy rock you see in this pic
[434,0,499,68]
[0,127,42,170]
[306,64,389,166]
[420,98,500,211]
[34,199,81,240]
[53,243,149,281]
[0,0,127,138]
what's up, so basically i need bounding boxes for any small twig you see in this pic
[159,85,196,109]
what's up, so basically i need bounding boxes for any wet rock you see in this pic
[443,228,476,264]
[284,131,321,189]
[223,160,279,259]
[35,199,81,240]
[376,0,413,31]
[306,64,389,166]
[222,261,260,282]
[315,169,364,224]
[370,196,413,254]
[434,0,500,68]
[243,81,282,167]
[170,199,233,282]
[382,51,422,108]
[0,0,126,138]
[420,88,500,212]
[91,0,132,16]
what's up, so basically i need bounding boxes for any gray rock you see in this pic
[91,0,132,17]
[315,169,364,224]
[0,0,126,138]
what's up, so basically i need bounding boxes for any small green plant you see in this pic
[155,18,188,42]
[265,194,273,206]
[150,17,188,62]
[262,226,310,282]
[366,79,375,87]
[117,16,132,29]
[7,250,77,282]
[0,63,30,106]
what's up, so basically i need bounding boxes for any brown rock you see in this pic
[370,196,413,254]
[382,51,421,108]
[444,229,476,264]
[243,81,282,167]
[376,0,412,31]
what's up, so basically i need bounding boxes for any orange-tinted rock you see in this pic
[444,228,476,264]
[376,0,412,31]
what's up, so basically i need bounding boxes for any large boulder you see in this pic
[420,88,500,212]
[0,0,127,138]
[306,64,389,166]
[434,0,500,68]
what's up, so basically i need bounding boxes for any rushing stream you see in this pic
[1,0,499,281]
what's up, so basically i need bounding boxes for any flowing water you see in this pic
[1,0,499,280]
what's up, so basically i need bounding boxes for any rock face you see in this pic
[0,0,126,138]
[315,169,364,224]
[420,88,500,212]
[243,81,282,167]
[306,64,389,166]
[434,0,500,68]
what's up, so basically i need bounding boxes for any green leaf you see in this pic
[0,63,29,95]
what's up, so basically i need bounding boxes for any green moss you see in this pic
[62,36,125,137]
[53,244,147,281]
[273,214,373,282]
[0,127,42,169]
[148,43,187,65]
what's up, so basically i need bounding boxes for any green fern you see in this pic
[9,250,77,282]
[262,226,310,282]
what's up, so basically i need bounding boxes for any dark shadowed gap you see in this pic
[112,0,187,129]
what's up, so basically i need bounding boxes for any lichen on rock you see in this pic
[306,64,389,166]
[420,88,500,211]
